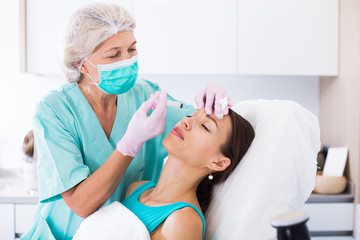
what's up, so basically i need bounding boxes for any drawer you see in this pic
[0,204,14,240]
[15,204,37,235]
[302,203,354,231]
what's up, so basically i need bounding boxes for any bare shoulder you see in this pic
[152,207,203,240]
[125,181,149,198]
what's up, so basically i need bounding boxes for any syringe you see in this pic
[166,100,184,108]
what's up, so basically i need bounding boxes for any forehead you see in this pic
[193,110,232,134]
[95,31,136,51]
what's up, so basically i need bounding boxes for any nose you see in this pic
[181,109,207,130]
[181,116,192,131]
[121,52,132,61]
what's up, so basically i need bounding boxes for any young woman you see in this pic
[122,108,255,240]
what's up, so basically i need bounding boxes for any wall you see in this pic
[0,0,19,72]
[0,73,319,169]
[0,73,63,169]
[319,0,360,203]
[142,74,319,116]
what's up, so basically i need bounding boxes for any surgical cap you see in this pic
[60,3,136,83]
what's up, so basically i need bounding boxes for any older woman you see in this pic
[21,3,232,240]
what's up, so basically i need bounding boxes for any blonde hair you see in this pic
[60,3,136,83]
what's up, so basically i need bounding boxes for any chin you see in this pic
[162,135,171,152]
[162,135,186,160]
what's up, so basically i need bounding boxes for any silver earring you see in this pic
[208,172,213,180]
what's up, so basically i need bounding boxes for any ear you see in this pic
[210,157,231,172]
[79,60,89,75]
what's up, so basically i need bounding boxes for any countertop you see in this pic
[0,169,39,204]
[306,182,355,203]
[0,168,354,205]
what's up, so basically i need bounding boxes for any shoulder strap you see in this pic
[126,181,156,200]
[149,201,206,240]
[177,202,206,240]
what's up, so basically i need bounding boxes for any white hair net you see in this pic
[205,100,320,240]
[60,3,136,83]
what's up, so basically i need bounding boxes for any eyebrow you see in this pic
[206,115,218,129]
[105,41,137,53]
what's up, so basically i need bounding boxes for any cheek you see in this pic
[162,135,184,156]
[184,136,219,162]
[85,65,100,82]
[163,132,221,163]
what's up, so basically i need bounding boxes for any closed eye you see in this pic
[109,52,119,58]
[202,124,209,132]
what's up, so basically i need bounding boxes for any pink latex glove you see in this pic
[194,82,234,119]
[117,90,167,157]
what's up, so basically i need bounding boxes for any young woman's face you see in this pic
[163,109,232,168]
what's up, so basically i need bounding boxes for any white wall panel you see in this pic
[237,0,339,76]
[26,0,133,74]
[133,0,237,75]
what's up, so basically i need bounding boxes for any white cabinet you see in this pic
[0,203,37,240]
[237,0,339,76]
[0,204,14,240]
[26,0,133,74]
[133,0,238,75]
[302,183,355,237]
[15,204,38,236]
[26,0,338,76]
[303,203,354,231]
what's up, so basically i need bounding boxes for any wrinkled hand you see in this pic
[117,90,167,157]
[194,82,233,119]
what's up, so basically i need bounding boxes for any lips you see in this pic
[171,127,184,140]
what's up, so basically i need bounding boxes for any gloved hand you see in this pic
[194,82,234,119]
[117,90,167,157]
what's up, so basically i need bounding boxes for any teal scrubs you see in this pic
[21,79,194,240]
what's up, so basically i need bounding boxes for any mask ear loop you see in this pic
[84,59,100,85]
[86,59,98,68]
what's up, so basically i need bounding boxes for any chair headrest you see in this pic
[205,99,320,239]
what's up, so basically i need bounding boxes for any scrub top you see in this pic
[21,79,194,240]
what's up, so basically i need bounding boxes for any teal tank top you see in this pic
[122,181,206,240]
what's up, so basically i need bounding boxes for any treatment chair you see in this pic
[205,100,320,240]
[74,99,320,240]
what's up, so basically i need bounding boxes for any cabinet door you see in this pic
[0,204,14,240]
[26,0,133,74]
[133,0,237,75]
[303,203,353,231]
[237,0,339,76]
[15,204,37,236]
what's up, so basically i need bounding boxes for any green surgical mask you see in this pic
[86,55,138,95]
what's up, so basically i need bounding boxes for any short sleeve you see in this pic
[33,100,90,203]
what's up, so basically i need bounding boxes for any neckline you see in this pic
[74,83,122,142]
[135,182,206,240]
[136,182,187,209]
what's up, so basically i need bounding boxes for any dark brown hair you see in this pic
[196,109,255,214]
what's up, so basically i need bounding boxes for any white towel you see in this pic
[73,201,150,240]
